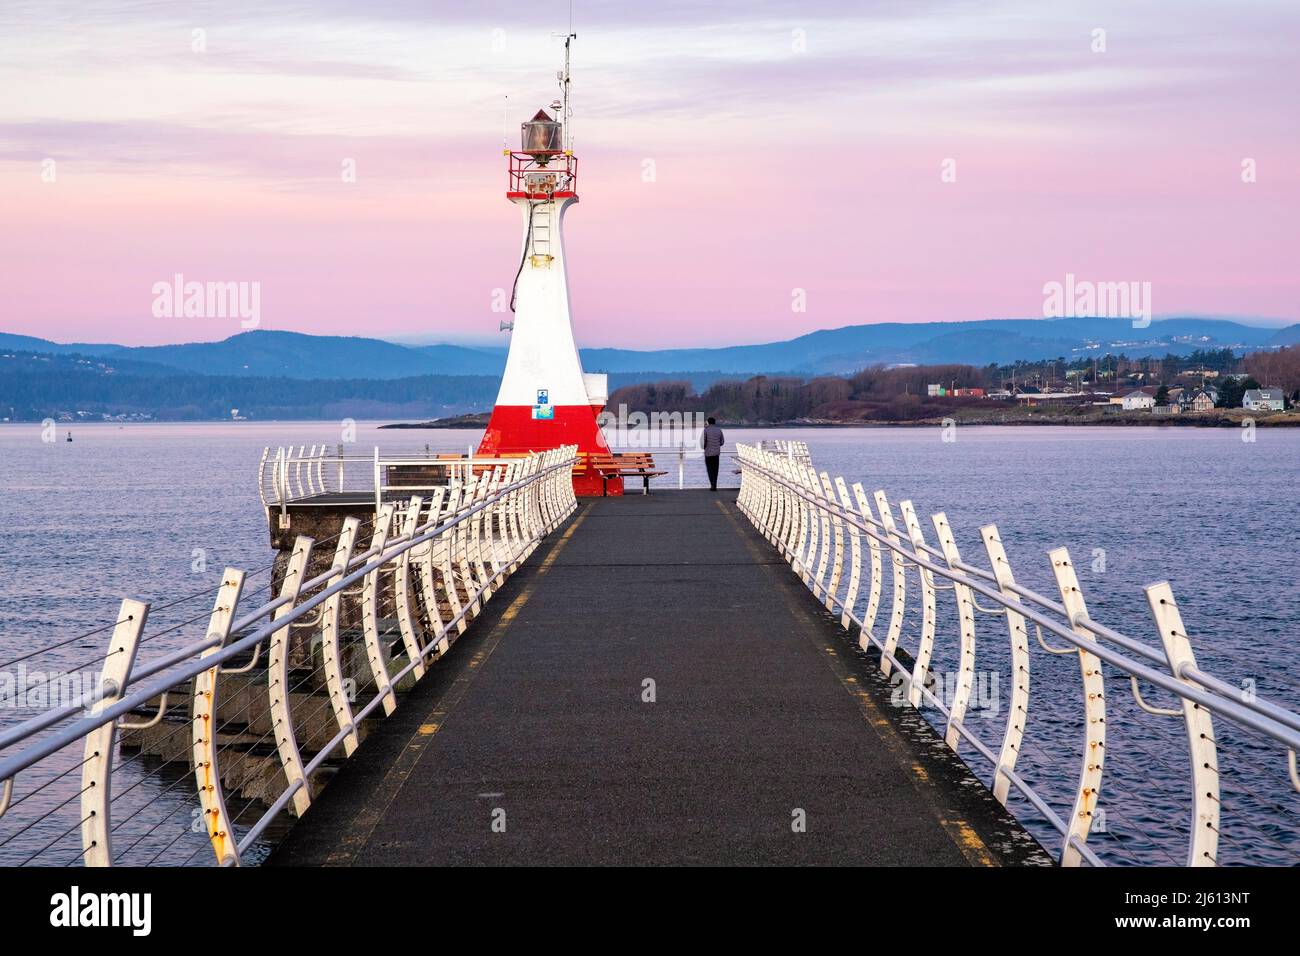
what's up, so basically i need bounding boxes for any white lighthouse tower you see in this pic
[477,37,616,495]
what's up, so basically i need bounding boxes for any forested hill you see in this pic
[0,350,724,421]
[0,350,498,421]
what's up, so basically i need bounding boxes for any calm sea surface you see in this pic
[1,422,1296,865]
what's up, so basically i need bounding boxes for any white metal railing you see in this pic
[756,438,811,465]
[735,442,1300,867]
[0,446,579,866]
[258,444,337,507]
[258,444,553,522]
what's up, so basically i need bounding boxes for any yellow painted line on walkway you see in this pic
[323,505,588,865]
[716,499,998,868]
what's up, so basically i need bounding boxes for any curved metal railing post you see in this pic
[796,464,818,586]
[806,466,826,591]
[495,462,517,573]
[565,446,577,514]
[304,444,318,495]
[1049,546,1106,866]
[470,473,494,603]
[275,447,289,527]
[758,450,779,550]
[439,486,468,635]
[501,463,522,569]
[458,475,482,612]
[980,524,1030,807]
[759,450,777,541]
[268,535,315,818]
[538,450,553,530]
[363,505,398,717]
[191,569,245,866]
[737,446,755,521]
[771,454,793,560]
[932,512,976,752]
[537,452,555,532]
[1145,582,1220,866]
[394,497,426,680]
[321,518,361,756]
[518,457,534,542]
[527,457,543,548]
[414,491,450,660]
[776,455,799,570]
[557,449,569,523]
[899,500,937,708]
[834,477,861,630]
[851,483,884,648]
[458,476,484,614]
[760,453,779,543]
[81,598,150,866]
[522,456,538,549]
[811,471,833,601]
[257,446,270,507]
[821,472,845,611]
[521,456,540,555]
[783,456,803,568]
[873,491,908,678]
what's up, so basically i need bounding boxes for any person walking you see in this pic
[700,417,725,490]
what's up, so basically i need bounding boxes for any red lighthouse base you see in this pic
[477,404,622,496]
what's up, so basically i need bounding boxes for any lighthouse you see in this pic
[477,39,618,496]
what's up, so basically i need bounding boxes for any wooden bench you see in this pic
[581,452,667,496]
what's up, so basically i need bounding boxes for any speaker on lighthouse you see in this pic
[477,36,618,495]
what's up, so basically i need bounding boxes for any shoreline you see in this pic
[11,412,1292,429]
[378,410,1299,430]
[733,414,1300,428]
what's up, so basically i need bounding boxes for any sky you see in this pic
[0,0,1297,349]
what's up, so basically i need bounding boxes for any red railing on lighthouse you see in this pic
[506,150,579,200]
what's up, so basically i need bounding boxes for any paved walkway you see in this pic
[271,490,1038,866]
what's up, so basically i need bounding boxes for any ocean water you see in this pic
[0,422,1296,865]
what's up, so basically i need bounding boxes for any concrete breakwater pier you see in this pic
[2,441,1297,868]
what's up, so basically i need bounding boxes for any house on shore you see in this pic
[1182,387,1219,413]
[1243,387,1285,412]
[1120,388,1156,411]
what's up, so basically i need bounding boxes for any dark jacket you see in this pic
[700,424,725,456]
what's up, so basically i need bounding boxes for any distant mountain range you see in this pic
[4,317,1295,383]
[0,330,507,379]
[585,317,1297,373]
[0,349,499,422]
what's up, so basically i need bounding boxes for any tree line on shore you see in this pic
[606,364,989,423]
[606,347,1300,423]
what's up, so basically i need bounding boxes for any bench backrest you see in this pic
[577,452,658,472]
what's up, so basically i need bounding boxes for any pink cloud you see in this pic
[1,1,1296,348]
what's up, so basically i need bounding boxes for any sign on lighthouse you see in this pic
[477,36,617,496]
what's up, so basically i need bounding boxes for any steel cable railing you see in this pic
[0,445,579,866]
[733,442,1299,867]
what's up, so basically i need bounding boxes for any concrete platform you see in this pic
[270,489,1047,866]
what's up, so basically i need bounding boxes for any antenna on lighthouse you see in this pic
[551,30,576,152]
[501,93,509,154]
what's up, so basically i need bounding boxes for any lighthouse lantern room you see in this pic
[478,37,617,496]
